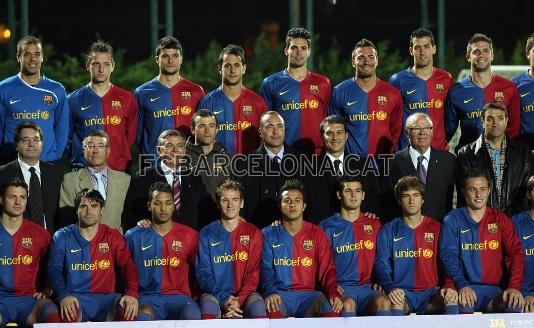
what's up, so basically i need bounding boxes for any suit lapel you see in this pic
[79,168,94,190]
[399,149,417,175]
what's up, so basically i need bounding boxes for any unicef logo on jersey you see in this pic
[13,110,50,120]
[84,115,122,127]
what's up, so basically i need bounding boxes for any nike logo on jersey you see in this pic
[520,92,531,98]
[210,241,221,247]
[150,97,161,102]
[460,229,471,234]
[346,101,356,106]
[406,89,417,95]
[279,90,289,96]
[393,236,405,242]
[141,245,152,251]
[213,110,224,115]
[272,243,283,248]
[523,234,534,240]
[333,231,344,238]
[9,99,21,104]
[70,248,82,253]
[80,105,92,111]
[463,98,474,104]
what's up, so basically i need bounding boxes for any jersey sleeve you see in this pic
[390,89,404,148]
[66,92,77,157]
[236,228,263,304]
[54,86,70,158]
[374,225,395,292]
[48,230,69,300]
[260,79,273,110]
[327,87,341,116]
[134,89,144,147]
[500,213,524,290]
[126,93,139,148]
[112,230,139,298]
[195,229,223,300]
[445,90,459,142]
[260,230,278,296]
[315,228,341,299]
[505,85,520,138]
[439,213,469,289]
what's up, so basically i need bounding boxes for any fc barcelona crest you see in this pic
[43,95,53,105]
[424,232,434,243]
[363,225,373,235]
[99,242,109,253]
[112,100,122,110]
[309,85,319,94]
[435,84,444,93]
[22,237,32,249]
[242,105,253,116]
[377,96,388,105]
[487,223,498,233]
[181,91,191,100]
[494,92,504,102]
[303,240,313,250]
[172,240,182,251]
[240,235,250,246]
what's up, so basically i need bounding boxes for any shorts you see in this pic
[71,292,121,321]
[464,284,502,312]
[0,295,37,325]
[277,290,325,317]
[139,294,200,320]
[341,284,381,315]
[403,287,439,314]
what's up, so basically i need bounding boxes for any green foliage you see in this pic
[182,40,222,92]
[510,38,527,65]
[314,38,352,86]
[376,40,409,81]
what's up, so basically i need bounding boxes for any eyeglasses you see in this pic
[19,137,42,143]
[162,143,186,151]
[83,144,108,150]
[408,126,433,133]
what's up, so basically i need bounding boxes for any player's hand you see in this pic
[440,288,458,305]
[363,212,380,221]
[32,292,45,300]
[458,286,477,308]
[271,220,282,226]
[59,295,80,322]
[137,219,152,228]
[337,285,344,294]
[119,295,138,321]
[330,296,343,313]
[223,295,243,318]
[372,283,384,292]
[502,288,523,310]
[523,295,534,313]
[265,294,282,313]
[388,288,405,306]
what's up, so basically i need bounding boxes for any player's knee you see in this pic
[200,293,219,305]
[200,293,220,319]
[137,305,155,321]
[37,299,60,323]
[342,296,356,313]
[375,294,392,310]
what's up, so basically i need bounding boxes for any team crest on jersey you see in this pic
[43,95,53,105]
[112,100,122,110]
[494,92,504,102]
[240,235,250,246]
[309,85,319,94]
[377,96,388,105]
[487,223,498,233]
[21,237,32,248]
[98,242,109,253]
[303,240,313,250]
[181,91,191,100]
[363,225,373,234]
[172,240,182,251]
[424,232,434,243]
[435,84,444,93]
[242,105,253,116]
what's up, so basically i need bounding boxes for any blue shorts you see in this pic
[341,284,381,315]
[0,295,37,325]
[403,287,439,314]
[139,294,200,320]
[278,290,325,317]
[464,284,502,312]
[72,293,121,321]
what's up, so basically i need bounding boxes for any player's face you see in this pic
[193,116,217,146]
[16,128,43,162]
[410,37,436,68]
[157,48,182,76]
[467,41,493,72]
[260,114,285,149]
[219,54,246,87]
[88,52,114,84]
[77,197,103,228]
[462,177,490,211]
[322,123,347,155]
[1,186,27,218]
[280,189,306,222]
[527,45,534,68]
[483,108,507,139]
[157,135,187,170]
[83,136,110,169]
[407,116,433,151]
[218,189,243,221]
[17,42,43,77]
[527,186,534,209]
[398,188,423,216]
[352,47,378,78]
[337,181,364,211]
[285,38,310,69]
[148,191,174,224]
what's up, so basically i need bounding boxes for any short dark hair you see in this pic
[279,179,306,203]
[74,188,105,210]
[337,175,364,194]
[16,35,41,56]
[467,33,493,54]
[319,115,347,135]
[86,40,114,67]
[524,175,534,210]
[0,177,28,198]
[14,122,43,143]
[285,27,311,48]
[191,109,218,129]
[83,129,109,146]
[482,101,508,119]
[526,33,534,55]
[148,182,173,202]
[215,179,243,203]
[461,168,490,191]
[218,44,245,66]
[409,27,435,47]
[157,129,185,146]
[156,36,183,57]
[395,176,425,201]
[352,39,378,60]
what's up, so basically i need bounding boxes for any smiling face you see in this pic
[467,41,493,73]
[77,197,103,228]
[285,38,310,69]
[321,123,347,156]
[218,188,244,221]
[352,46,378,79]
[463,176,490,211]
[17,42,43,78]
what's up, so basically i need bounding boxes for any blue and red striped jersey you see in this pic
[0,219,50,296]
[124,223,197,296]
[389,68,452,151]
[198,87,267,155]
[512,71,534,139]
[511,211,534,295]
[48,224,138,300]
[196,219,262,305]
[260,70,331,154]
[439,207,524,290]
[319,214,381,287]
[328,78,403,156]
[68,85,138,171]
[261,221,340,299]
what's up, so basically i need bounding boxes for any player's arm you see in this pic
[315,228,341,300]
[54,87,70,158]
[134,90,144,147]
[48,231,70,300]
[390,89,404,147]
[35,231,53,298]
[260,230,279,297]
[112,230,139,299]
[438,215,469,289]
[195,230,223,300]
[236,229,263,304]
[505,85,520,138]
[259,79,274,110]
[444,90,459,142]
[126,93,139,148]
[65,92,76,157]
[326,87,341,116]
[500,213,525,291]
[373,226,395,292]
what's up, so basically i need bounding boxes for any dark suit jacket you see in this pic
[121,164,213,231]
[0,160,63,232]
[385,147,456,221]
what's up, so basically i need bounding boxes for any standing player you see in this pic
[389,28,452,151]
[260,27,331,155]
[68,41,138,171]
[445,33,520,152]
[125,182,201,320]
[48,189,139,322]
[0,35,69,164]
[319,176,390,316]
[0,178,60,326]
[261,179,342,318]
[328,39,403,157]
[196,179,266,319]
[198,44,267,155]
[512,33,534,150]
[135,36,204,163]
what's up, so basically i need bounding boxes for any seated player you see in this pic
[49,189,138,322]
[0,178,60,326]
[125,182,201,320]
[261,179,342,318]
[440,170,524,313]
[196,179,266,319]
[375,176,459,315]
[511,175,534,312]
[320,176,390,316]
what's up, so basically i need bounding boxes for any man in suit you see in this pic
[59,130,130,231]
[386,112,456,221]
[0,121,63,232]
[122,129,210,231]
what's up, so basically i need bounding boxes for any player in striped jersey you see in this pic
[512,33,534,150]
